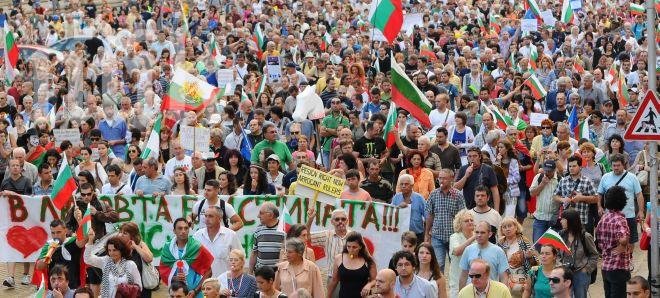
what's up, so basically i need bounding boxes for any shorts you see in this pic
[626,217,639,243]
[86,267,102,284]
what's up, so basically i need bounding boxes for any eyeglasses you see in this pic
[468,273,482,279]
[80,192,93,197]
[291,131,300,135]
[129,150,137,153]
[541,126,552,130]
[333,217,347,222]
[548,277,562,284]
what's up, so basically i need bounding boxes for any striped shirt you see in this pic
[252,223,286,270]
[323,229,351,278]
[531,173,560,221]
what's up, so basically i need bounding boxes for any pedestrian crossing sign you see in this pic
[625,90,660,141]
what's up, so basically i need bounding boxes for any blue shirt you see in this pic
[460,242,509,282]
[391,192,427,234]
[99,118,128,158]
[134,174,173,195]
[597,171,642,218]
[360,102,380,121]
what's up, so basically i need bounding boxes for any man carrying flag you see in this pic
[33,220,86,290]
[160,218,214,298]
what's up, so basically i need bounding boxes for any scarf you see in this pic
[408,167,422,185]
[541,134,554,147]
[100,258,135,298]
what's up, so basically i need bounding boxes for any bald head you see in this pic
[374,269,396,295]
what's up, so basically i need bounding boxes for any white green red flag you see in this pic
[368,0,404,43]
[481,103,509,130]
[76,203,92,241]
[576,116,590,140]
[320,32,332,51]
[535,228,571,253]
[162,68,222,111]
[2,20,18,84]
[630,3,645,15]
[526,0,543,17]
[606,61,619,92]
[383,101,398,148]
[253,23,265,59]
[209,34,224,67]
[51,153,77,210]
[390,58,432,128]
[617,70,630,107]
[34,273,45,298]
[141,113,162,159]
[256,75,267,100]
[561,0,574,24]
[523,74,547,100]
[277,206,294,234]
[159,236,214,285]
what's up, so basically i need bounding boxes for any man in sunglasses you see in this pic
[548,266,574,298]
[305,208,351,295]
[458,259,512,298]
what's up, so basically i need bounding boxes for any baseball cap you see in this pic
[543,160,557,170]
[202,152,216,161]
[267,154,280,163]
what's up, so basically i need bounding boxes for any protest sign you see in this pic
[530,113,549,126]
[179,126,210,152]
[216,69,234,95]
[266,56,282,83]
[0,195,410,272]
[540,10,556,27]
[570,0,582,10]
[53,129,82,146]
[521,19,538,32]
[294,164,346,204]
[402,13,423,35]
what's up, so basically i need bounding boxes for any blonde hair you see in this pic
[498,216,523,238]
[228,249,246,263]
[452,209,474,233]
[202,278,220,291]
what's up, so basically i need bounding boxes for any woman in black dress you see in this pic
[327,231,377,298]
[119,222,154,298]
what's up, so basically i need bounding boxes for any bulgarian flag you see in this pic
[277,205,294,233]
[34,273,45,298]
[31,237,86,287]
[320,32,332,51]
[253,23,265,59]
[573,56,585,74]
[209,34,224,67]
[390,58,432,128]
[159,236,214,285]
[606,61,619,92]
[256,74,267,100]
[241,88,250,102]
[47,106,57,129]
[576,116,590,140]
[368,0,403,43]
[2,20,18,84]
[535,228,571,253]
[630,3,645,15]
[526,0,543,18]
[383,101,398,148]
[27,145,47,168]
[482,103,509,130]
[523,74,547,100]
[561,0,574,24]
[477,15,486,33]
[617,70,630,107]
[51,153,77,210]
[529,46,539,71]
[76,203,92,241]
[141,113,162,159]
[162,68,222,112]
[489,14,502,33]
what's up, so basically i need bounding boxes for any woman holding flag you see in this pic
[558,209,598,298]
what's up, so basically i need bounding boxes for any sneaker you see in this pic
[20,275,30,285]
[3,277,15,288]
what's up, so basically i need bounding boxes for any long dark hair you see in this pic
[172,167,193,195]
[243,165,269,194]
[607,134,625,154]
[499,139,517,160]
[416,243,442,280]
[342,231,375,266]
[562,209,584,237]
[222,149,245,169]
[218,171,237,195]
[286,224,308,239]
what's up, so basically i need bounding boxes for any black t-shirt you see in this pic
[354,136,386,159]
[84,4,97,18]
[549,108,568,123]
[456,164,497,209]
[49,240,83,289]
[0,176,33,195]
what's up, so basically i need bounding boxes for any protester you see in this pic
[448,210,476,297]
[194,206,241,276]
[458,259,512,298]
[285,224,316,261]
[548,266,574,298]
[557,209,598,298]
[416,243,448,298]
[216,249,257,298]
[254,266,286,298]
[189,179,244,231]
[392,250,437,297]
[250,202,286,272]
[275,238,324,298]
[118,222,154,298]
[522,244,559,298]
[497,217,537,297]
[84,230,142,298]
[459,221,509,289]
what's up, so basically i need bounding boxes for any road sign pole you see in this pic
[646,0,658,295]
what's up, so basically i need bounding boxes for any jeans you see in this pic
[603,269,630,298]
[532,219,553,250]
[516,191,528,220]
[431,237,449,272]
[321,150,331,170]
[572,271,590,298]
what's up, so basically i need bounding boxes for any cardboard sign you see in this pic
[216,69,234,95]
[402,13,423,35]
[530,113,549,126]
[53,129,82,146]
[179,126,210,152]
[266,56,282,83]
[296,165,345,197]
[540,10,556,27]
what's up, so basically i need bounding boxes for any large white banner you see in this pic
[0,195,410,271]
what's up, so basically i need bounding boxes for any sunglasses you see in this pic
[291,131,300,135]
[80,192,93,197]
[548,277,562,284]
[542,126,552,130]
[468,273,482,279]
[129,150,137,153]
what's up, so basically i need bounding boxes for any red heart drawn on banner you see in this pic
[7,226,48,258]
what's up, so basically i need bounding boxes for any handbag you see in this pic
[141,260,160,290]
[640,232,651,250]
[115,283,141,298]
[636,150,649,186]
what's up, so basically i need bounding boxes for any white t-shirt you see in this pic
[164,156,193,179]
[193,227,241,276]
[101,182,133,195]
[192,198,238,230]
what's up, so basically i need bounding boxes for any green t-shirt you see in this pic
[529,265,552,298]
[321,113,349,152]
[251,139,293,169]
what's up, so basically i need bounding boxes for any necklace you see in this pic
[228,272,244,297]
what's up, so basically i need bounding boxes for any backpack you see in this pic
[197,198,229,228]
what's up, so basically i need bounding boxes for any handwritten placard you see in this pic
[53,129,82,146]
[179,126,210,152]
[266,56,282,83]
[216,69,234,95]
[521,19,538,32]
[530,113,549,126]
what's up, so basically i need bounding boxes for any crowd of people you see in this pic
[0,0,657,297]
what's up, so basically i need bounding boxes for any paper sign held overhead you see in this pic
[521,19,538,32]
[625,90,660,141]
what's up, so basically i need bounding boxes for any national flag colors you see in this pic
[390,59,432,128]
[141,113,163,160]
[76,203,92,241]
[526,0,542,17]
[277,206,294,234]
[159,236,214,285]
[482,103,509,130]
[51,153,77,210]
[34,273,45,298]
[27,145,47,168]
[383,101,398,148]
[606,61,619,91]
[162,68,222,112]
[369,0,404,44]
[209,34,224,67]
[568,105,579,137]
[576,117,590,141]
[524,74,547,100]
[536,228,571,253]
[253,23,265,58]
[630,3,645,15]
[561,0,574,24]
[2,20,18,84]
[256,74,267,100]
[617,70,630,107]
